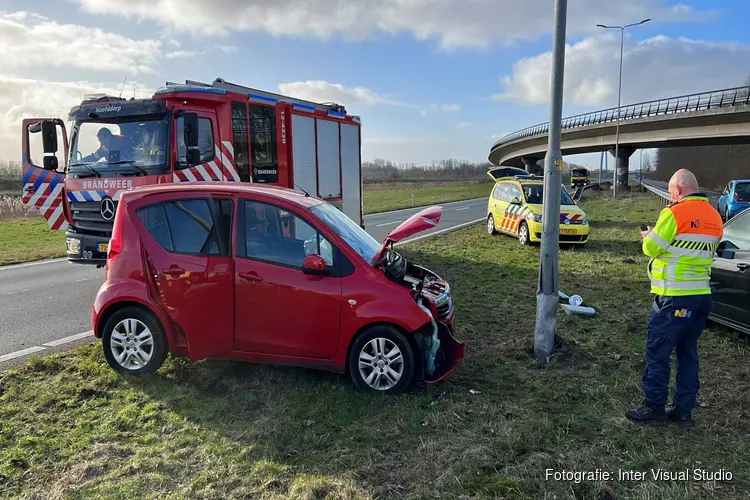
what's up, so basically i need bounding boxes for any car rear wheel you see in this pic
[348,325,415,393]
[101,307,168,375]
[518,221,530,246]
[487,214,497,235]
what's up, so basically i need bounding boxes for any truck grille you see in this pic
[70,201,117,235]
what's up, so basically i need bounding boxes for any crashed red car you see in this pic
[92,183,465,392]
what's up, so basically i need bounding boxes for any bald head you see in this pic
[668,169,700,202]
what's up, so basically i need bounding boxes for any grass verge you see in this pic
[2,193,749,499]
[363,181,492,215]
[0,218,66,266]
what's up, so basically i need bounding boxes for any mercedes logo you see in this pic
[100,198,116,221]
[564,219,570,225]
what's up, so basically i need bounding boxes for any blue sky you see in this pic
[1,0,749,167]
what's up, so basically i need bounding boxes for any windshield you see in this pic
[68,118,169,177]
[310,202,381,264]
[522,184,575,205]
[735,183,750,202]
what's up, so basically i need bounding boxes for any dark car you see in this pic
[710,209,750,334]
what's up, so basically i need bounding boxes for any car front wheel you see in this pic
[101,306,168,375]
[518,221,531,246]
[348,325,415,393]
[487,214,497,235]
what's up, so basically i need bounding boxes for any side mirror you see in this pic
[43,156,59,171]
[41,120,58,154]
[183,113,201,166]
[302,254,328,276]
[510,197,521,205]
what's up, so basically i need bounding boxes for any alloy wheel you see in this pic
[358,338,404,391]
[109,318,154,371]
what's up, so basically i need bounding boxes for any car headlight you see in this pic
[532,213,543,223]
[582,216,588,225]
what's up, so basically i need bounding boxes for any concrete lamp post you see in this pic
[596,18,651,199]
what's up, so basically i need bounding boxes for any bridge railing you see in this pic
[493,86,750,148]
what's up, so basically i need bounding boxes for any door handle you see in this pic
[162,266,185,277]
[239,271,263,283]
[737,263,750,272]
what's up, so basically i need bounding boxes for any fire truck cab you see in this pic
[21,77,363,266]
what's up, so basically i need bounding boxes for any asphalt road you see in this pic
[641,179,720,206]
[0,197,488,370]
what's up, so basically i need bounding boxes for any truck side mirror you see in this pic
[41,120,58,154]
[183,113,201,166]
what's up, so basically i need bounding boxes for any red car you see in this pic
[92,183,465,392]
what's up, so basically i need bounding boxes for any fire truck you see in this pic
[21,77,364,266]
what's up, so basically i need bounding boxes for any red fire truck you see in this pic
[21,77,364,266]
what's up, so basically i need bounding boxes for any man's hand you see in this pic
[641,226,652,240]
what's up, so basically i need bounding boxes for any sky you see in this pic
[1,0,749,168]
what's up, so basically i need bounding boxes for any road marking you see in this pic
[395,218,484,246]
[364,197,487,218]
[456,207,469,211]
[42,331,93,347]
[0,257,67,271]
[375,220,402,227]
[0,346,46,363]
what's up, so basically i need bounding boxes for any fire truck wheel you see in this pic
[348,325,415,393]
[101,306,168,375]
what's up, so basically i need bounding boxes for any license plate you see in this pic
[98,243,109,253]
[560,229,577,235]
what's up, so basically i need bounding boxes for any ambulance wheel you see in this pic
[348,325,415,393]
[101,307,168,375]
[518,221,531,246]
[487,214,497,235]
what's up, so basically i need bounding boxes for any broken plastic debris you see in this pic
[561,304,596,316]
[568,294,583,306]
[469,389,480,395]
[302,419,314,427]
[558,290,570,301]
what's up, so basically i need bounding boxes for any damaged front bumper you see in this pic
[415,291,466,384]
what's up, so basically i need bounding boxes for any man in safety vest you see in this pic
[626,169,723,427]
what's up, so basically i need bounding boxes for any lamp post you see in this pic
[597,18,650,199]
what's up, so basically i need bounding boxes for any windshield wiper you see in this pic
[69,163,102,178]
[109,160,149,176]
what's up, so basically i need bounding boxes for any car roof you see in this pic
[119,182,325,209]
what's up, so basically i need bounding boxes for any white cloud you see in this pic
[457,122,472,129]
[421,103,461,115]
[0,11,162,74]
[165,45,239,59]
[76,0,714,51]
[278,81,416,108]
[441,104,461,112]
[0,76,154,161]
[496,34,750,107]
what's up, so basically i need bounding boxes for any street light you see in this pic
[597,18,650,199]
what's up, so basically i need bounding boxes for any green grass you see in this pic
[2,194,749,499]
[0,218,66,265]
[363,181,492,215]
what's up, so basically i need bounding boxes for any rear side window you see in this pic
[136,198,233,256]
[721,211,750,252]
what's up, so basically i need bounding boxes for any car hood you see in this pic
[372,206,442,264]
[525,204,587,221]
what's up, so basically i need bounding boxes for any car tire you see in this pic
[487,214,497,235]
[518,221,531,246]
[725,208,730,222]
[348,325,415,393]
[101,306,168,375]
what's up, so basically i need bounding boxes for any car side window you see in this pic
[498,183,512,202]
[175,116,215,169]
[508,184,522,202]
[491,184,503,200]
[241,200,334,268]
[136,198,233,256]
[718,211,750,256]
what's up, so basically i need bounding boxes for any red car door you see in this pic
[233,198,342,358]
[134,193,235,361]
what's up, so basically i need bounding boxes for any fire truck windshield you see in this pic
[68,118,169,177]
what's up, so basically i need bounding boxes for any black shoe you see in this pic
[667,406,693,427]
[626,403,666,425]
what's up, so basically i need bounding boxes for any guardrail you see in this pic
[492,86,750,148]
[634,177,671,204]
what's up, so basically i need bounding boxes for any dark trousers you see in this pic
[642,294,712,411]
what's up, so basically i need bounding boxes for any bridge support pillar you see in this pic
[521,157,539,174]
[609,147,635,190]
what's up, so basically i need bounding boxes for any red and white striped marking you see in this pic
[172,141,241,183]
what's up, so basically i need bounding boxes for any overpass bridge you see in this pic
[489,86,750,187]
